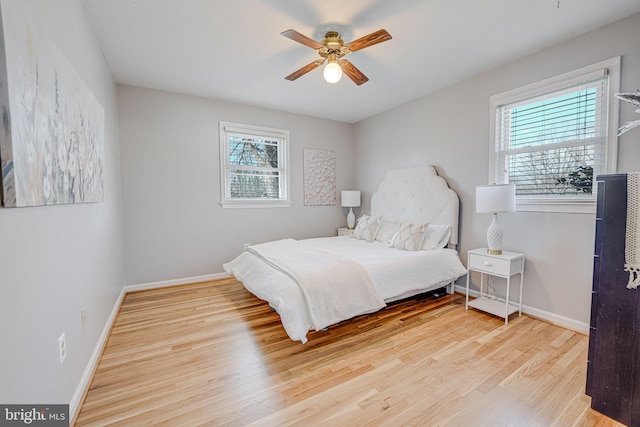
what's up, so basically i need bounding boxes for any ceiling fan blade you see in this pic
[281,29,323,49]
[346,29,392,52]
[284,59,325,81]
[340,60,369,86]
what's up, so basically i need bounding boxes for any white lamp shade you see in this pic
[476,184,516,213]
[341,190,361,208]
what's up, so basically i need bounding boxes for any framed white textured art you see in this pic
[0,0,104,207]
[303,149,336,206]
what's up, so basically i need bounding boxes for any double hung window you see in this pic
[219,122,290,208]
[489,57,620,213]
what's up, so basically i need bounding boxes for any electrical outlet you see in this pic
[58,333,67,364]
[81,309,87,327]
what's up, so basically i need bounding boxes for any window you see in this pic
[489,57,620,213]
[219,122,290,208]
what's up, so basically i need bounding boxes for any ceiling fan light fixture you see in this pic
[281,28,391,85]
[323,53,342,84]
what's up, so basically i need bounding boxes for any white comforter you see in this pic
[246,239,386,331]
[223,236,467,343]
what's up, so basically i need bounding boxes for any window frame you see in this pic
[488,57,620,213]
[219,121,291,209]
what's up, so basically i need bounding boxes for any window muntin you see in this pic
[220,122,290,208]
[489,57,620,213]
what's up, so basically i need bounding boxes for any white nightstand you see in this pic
[465,248,525,325]
[337,227,354,236]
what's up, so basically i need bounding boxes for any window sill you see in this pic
[516,198,595,214]
[220,200,291,209]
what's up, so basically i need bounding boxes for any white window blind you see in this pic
[489,57,620,213]
[219,122,290,208]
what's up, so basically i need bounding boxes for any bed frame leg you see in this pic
[447,281,455,294]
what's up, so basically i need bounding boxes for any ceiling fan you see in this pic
[281,28,392,85]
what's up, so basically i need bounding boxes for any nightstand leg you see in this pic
[518,260,525,316]
[505,277,511,325]
[465,267,470,310]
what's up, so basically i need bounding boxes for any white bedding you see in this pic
[246,239,386,331]
[224,236,467,343]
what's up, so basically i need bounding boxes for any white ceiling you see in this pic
[82,0,640,124]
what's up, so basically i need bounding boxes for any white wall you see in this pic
[354,13,640,327]
[0,0,124,411]
[117,85,355,285]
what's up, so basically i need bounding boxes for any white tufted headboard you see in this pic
[370,165,459,247]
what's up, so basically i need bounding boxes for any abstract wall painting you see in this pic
[0,0,104,207]
[303,148,336,206]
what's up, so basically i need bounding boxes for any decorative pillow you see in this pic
[353,215,380,242]
[421,224,452,250]
[362,216,381,242]
[374,221,399,245]
[392,222,425,251]
[352,215,369,239]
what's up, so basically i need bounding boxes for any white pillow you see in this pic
[392,222,425,251]
[421,224,452,250]
[353,215,380,242]
[374,221,399,245]
[352,215,369,239]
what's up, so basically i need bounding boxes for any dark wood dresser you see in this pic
[586,173,640,426]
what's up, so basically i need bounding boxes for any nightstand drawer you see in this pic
[468,253,511,276]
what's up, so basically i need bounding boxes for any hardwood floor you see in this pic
[75,278,622,426]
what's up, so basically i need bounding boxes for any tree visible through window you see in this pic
[220,122,290,208]
[499,87,599,196]
[489,57,619,213]
[228,135,280,198]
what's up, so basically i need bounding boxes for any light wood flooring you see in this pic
[75,278,623,426]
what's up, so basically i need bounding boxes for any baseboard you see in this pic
[70,286,126,424]
[70,272,230,424]
[123,272,230,293]
[455,285,589,334]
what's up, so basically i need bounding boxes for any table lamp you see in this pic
[476,184,516,255]
[341,190,361,229]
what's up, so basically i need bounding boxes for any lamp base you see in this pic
[486,213,503,255]
[347,207,355,229]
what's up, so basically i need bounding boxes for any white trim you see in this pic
[219,200,292,209]
[488,57,621,214]
[519,302,589,334]
[516,199,596,214]
[456,285,589,334]
[491,64,609,106]
[70,272,230,423]
[219,121,291,209]
[70,287,126,424]
[604,58,621,174]
[124,272,230,293]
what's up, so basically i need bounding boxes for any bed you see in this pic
[223,165,467,343]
